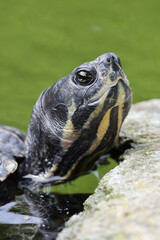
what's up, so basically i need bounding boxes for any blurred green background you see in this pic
[0,0,160,132]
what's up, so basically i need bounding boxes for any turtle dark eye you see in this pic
[74,70,93,85]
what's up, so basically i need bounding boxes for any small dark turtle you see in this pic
[0,53,132,183]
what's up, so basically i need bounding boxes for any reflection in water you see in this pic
[24,188,90,239]
[0,158,118,240]
[0,179,90,240]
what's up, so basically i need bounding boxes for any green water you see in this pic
[41,158,118,194]
[0,0,160,131]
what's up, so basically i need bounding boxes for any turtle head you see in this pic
[24,53,132,182]
[68,53,131,107]
[63,53,132,131]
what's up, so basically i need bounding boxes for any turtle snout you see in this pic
[98,53,124,81]
[107,54,125,82]
[106,53,122,68]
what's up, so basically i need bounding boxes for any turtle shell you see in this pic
[0,125,25,182]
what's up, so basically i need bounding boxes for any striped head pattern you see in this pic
[24,53,132,182]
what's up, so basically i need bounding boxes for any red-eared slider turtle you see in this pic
[0,53,132,183]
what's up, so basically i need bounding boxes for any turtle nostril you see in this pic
[112,56,115,61]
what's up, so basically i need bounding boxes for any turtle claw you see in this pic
[0,152,18,182]
[0,126,25,182]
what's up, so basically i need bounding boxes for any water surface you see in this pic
[0,158,118,240]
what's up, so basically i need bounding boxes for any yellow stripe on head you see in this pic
[84,108,112,155]
[61,99,80,152]
[64,80,126,178]
[113,81,125,145]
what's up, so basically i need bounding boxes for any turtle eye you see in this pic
[75,70,93,85]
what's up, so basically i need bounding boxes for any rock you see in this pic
[57,99,160,240]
